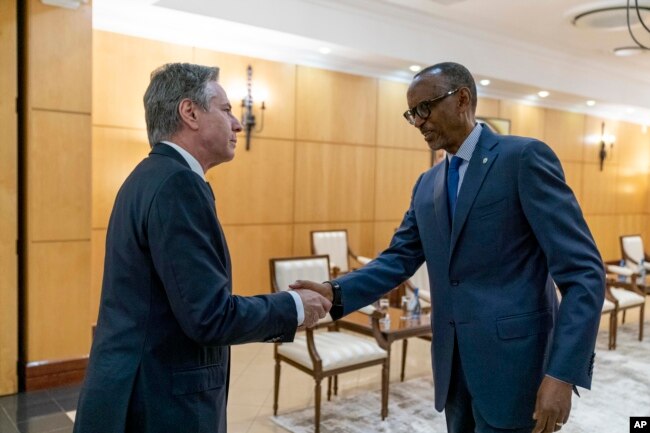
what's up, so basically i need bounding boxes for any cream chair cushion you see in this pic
[610,287,645,308]
[312,231,350,273]
[277,332,387,371]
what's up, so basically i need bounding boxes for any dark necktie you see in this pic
[447,156,463,220]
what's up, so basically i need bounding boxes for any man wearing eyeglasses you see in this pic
[291,62,604,433]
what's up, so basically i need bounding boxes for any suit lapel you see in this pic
[433,160,451,248]
[450,129,499,256]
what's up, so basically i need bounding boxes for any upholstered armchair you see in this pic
[310,229,372,277]
[603,265,645,349]
[269,255,390,433]
[620,234,650,294]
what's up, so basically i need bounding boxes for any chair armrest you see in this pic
[356,255,372,265]
[606,264,634,276]
[304,328,323,370]
[607,278,645,297]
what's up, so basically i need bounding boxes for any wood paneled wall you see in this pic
[22,0,92,367]
[0,0,18,396]
[91,31,650,344]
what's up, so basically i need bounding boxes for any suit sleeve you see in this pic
[335,173,426,317]
[518,140,605,389]
[148,170,297,346]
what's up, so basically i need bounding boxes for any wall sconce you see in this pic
[599,121,616,171]
[241,65,265,151]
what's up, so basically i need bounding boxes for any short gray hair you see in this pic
[415,62,477,111]
[143,63,219,146]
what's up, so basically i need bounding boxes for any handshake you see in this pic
[290,280,334,328]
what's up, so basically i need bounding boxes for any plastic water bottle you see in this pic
[409,288,422,318]
[619,259,626,282]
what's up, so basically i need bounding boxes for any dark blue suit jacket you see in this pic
[334,126,605,429]
[74,144,297,433]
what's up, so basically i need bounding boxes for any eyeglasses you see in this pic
[403,88,460,125]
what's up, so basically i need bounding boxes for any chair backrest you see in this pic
[621,235,645,268]
[408,263,431,302]
[270,255,331,293]
[311,230,350,273]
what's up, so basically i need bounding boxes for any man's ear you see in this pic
[178,98,200,130]
[457,88,472,113]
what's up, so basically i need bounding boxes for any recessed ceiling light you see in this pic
[318,47,331,54]
[409,65,422,72]
[538,90,550,98]
[479,79,490,86]
[586,100,596,106]
[613,46,645,56]
[626,108,635,114]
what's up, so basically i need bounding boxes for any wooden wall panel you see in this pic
[544,109,585,162]
[499,100,545,139]
[93,30,194,130]
[26,242,91,360]
[92,127,149,229]
[221,224,293,296]
[0,0,17,395]
[373,221,401,258]
[292,222,375,260]
[296,67,377,145]
[476,97,500,118]
[294,142,375,222]
[562,162,583,204]
[26,0,91,113]
[581,163,618,215]
[584,215,618,260]
[617,167,648,215]
[376,80,424,149]
[616,122,650,170]
[194,49,296,140]
[617,215,647,247]
[28,111,91,241]
[374,148,430,220]
[209,139,294,225]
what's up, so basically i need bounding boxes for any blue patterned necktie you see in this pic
[447,156,463,220]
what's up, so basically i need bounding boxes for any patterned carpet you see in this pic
[272,324,650,433]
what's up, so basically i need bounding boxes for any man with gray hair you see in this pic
[73,63,331,433]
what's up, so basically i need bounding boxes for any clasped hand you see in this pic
[291,280,334,328]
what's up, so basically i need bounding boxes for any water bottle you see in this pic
[618,259,626,282]
[409,287,422,318]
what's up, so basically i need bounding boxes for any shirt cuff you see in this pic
[287,291,305,326]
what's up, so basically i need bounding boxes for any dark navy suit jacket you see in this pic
[334,126,605,429]
[74,143,297,433]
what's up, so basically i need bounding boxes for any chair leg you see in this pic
[401,339,408,382]
[622,309,626,324]
[334,375,338,396]
[315,379,322,433]
[381,360,389,420]
[273,358,281,416]
[612,311,618,350]
[640,305,645,341]
[273,359,280,416]
[327,377,332,401]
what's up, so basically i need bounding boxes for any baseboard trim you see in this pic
[25,356,88,391]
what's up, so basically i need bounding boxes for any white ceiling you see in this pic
[92,0,650,126]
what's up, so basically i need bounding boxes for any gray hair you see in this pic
[415,62,477,111]
[143,63,219,146]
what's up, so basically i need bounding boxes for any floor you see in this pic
[1,300,647,433]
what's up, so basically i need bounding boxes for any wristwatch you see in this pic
[324,280,342,305]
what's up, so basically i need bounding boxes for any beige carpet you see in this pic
[272,324,650,433]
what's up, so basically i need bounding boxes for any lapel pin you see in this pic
[482,157,488,164]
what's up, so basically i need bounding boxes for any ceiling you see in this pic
[92,0,650,126]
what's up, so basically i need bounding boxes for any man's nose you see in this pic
[232,118,243,132]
